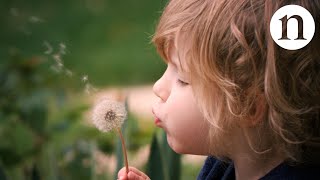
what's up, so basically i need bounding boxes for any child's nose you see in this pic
[153,75,169,102]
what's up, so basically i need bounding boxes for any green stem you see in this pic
[116,128,129,174]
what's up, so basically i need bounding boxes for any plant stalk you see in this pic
[116,127,129,174]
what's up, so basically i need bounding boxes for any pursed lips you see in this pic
[152,108,163,128]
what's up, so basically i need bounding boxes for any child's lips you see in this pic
[152,109,163,128]
[154,117,162,127]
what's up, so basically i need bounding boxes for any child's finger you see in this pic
[118,167,150,180]
[118,167,128,180]
[128,167,149,178]
[128,171,149,180]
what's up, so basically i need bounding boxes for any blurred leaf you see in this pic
[145,131,181,180]
[146,133,167,180]
[59,141,92,180]
[11,122,35,157]
[0,164,7,180]
[64,104,89,122]
[0,121,35,166]
[125,112,140,151]
[96,133,115,154]
[19,93,48,135]
[31,164,41,180]
[161,132,181,180]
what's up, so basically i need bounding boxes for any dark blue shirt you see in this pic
[197,156,320,180]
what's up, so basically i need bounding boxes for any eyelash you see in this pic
[177,79,189,86]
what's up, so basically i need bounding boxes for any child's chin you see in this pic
[167,136,209,155]
[167,136,186,154]
[169,144,185,154]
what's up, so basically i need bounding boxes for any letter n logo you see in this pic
[270,5,315,50]
[278,15,306,40]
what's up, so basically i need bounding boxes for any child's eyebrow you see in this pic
[168,49,184,72]
[171,60,186,75]
[170,60,178,68]
[170,59,182,72]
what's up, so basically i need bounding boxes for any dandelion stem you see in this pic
[116,127,129,174]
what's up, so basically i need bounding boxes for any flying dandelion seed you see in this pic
[84,84,91,94]
[29,16,44,23]
[21,26,32,35]
[84,83,98,94]
[10,8,19,17]
[82,75,88,83]
[43,41,53,55]
[59,43,66,49]
[84,84,90,94]
[53,54,61,62]
[59,42,66,55]
[51,53,64,73]
[91,84,98,92]
[8,8,103,105]
[50,64,62,73]
[57,61,64,68]
[65,69,73,77]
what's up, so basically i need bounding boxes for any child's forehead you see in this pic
[167,41,190,71]
[156,30,192,72]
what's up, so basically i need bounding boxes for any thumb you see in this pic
[118,167,128,180]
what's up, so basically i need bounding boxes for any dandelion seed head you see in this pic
[105,110,116,121]
[91,98,127,132]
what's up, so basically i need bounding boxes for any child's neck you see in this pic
[230,127,285,180]
[233,152,284,180]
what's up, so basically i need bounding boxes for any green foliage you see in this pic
[146,133,166,180]
[161,132,181,180]
[0,49,96,179]
[146,131,181,180]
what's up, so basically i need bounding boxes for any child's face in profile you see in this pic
[152,45,211,155]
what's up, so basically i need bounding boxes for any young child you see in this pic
[118,0,320,179]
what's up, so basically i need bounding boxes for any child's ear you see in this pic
[243,93,267,127]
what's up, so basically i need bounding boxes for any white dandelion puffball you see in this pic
[92,98,127,132]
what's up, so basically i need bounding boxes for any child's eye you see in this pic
[177,79,189,86]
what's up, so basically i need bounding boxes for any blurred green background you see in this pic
[0,0,203,179]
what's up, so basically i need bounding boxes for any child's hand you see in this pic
[118,166,150,180]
